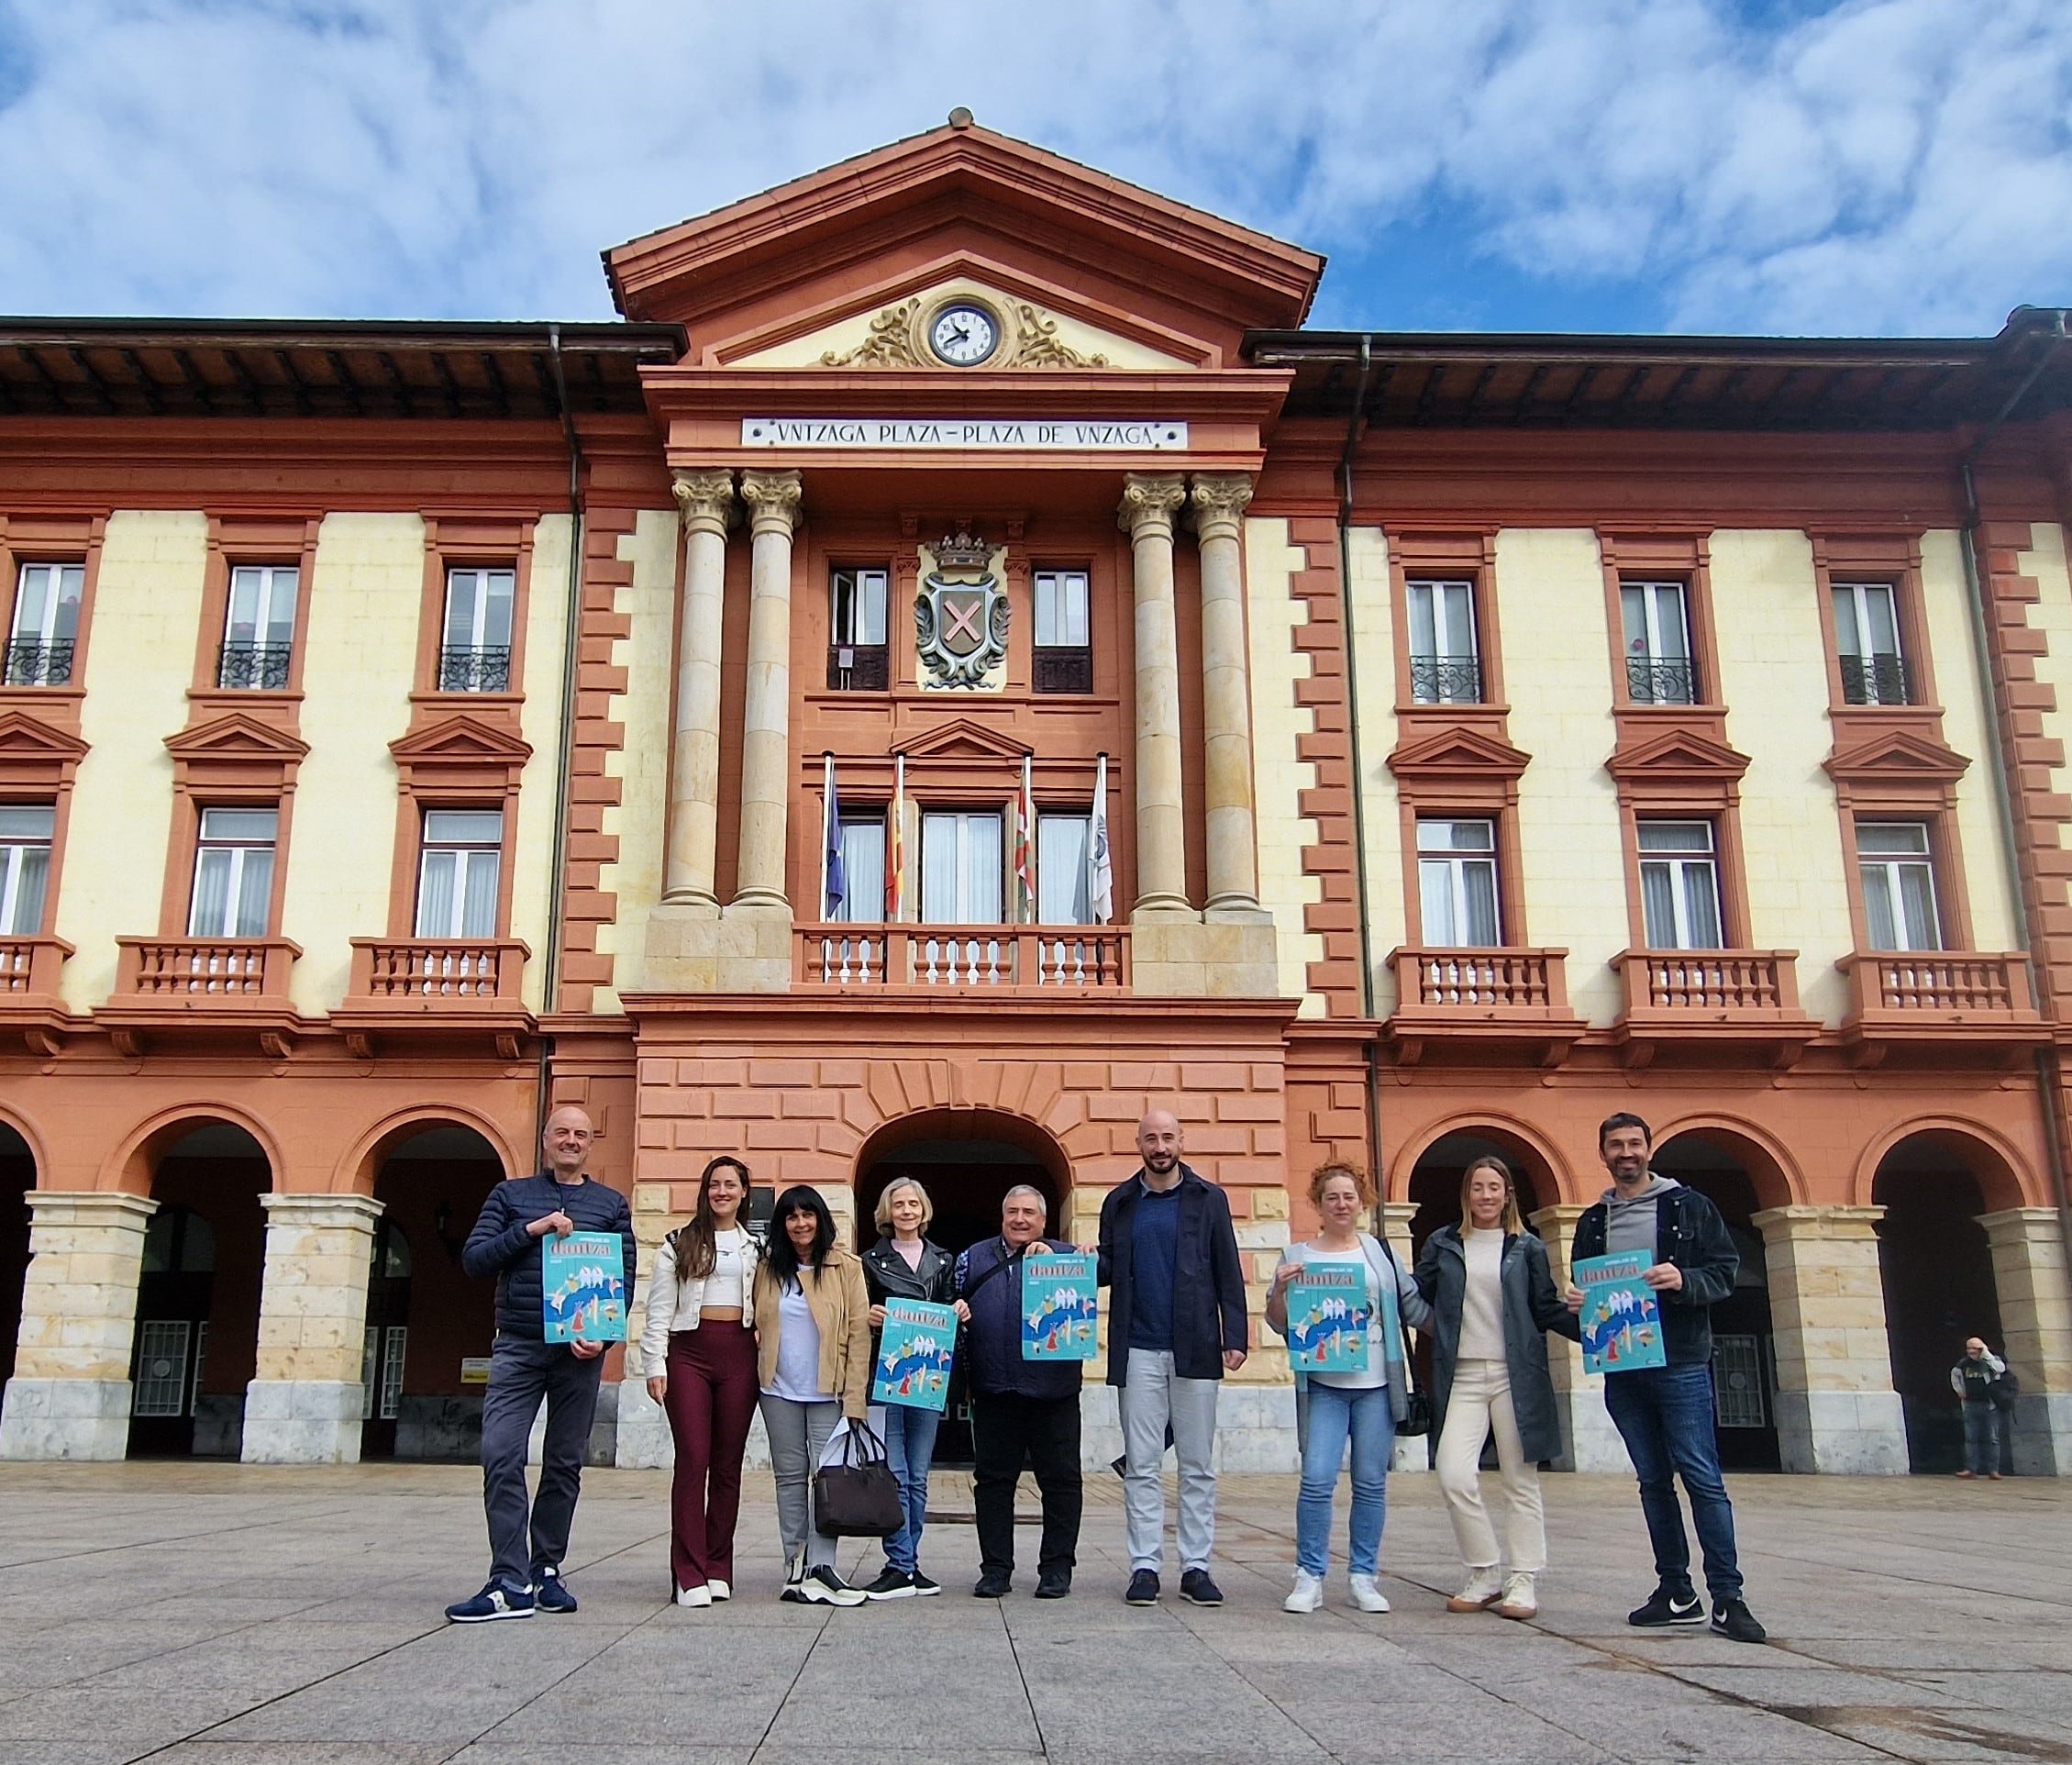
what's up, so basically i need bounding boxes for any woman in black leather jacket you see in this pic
[859,1176,962,1599]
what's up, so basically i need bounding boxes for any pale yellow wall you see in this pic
[738,277,1190,370]
[1497,530,1629,1025]
[512,515,574,1014]
[1243,516,1324,1016]
[55,512,207,1008]
[1919,529,2020,950]
[279,515,426,1013]
[2020,520,2072,939]
[598,508,681,1011]
[1712,529,1856,1025]
[1344,527,1405,1014]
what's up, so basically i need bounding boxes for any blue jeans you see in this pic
[881,1403,941,1574]
[1296,1382,1394,1578]
[1962,1402,2002,1475]
[1603,1362,1743,1601]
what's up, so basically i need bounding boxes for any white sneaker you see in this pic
[707,1579,732,1602]
[673,1583,712,1608]
[1348,1574,1391,1614]
[1282,1571,1324,1614]
[1494,1571,1538,1620]
[1446,1565,1504,1612]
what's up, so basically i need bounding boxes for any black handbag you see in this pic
[812,1420,903,1538]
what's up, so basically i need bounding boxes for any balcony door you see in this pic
[921,812,1003,925]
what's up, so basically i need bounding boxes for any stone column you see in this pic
[0,1192,156,1460]
[241,1193,383,1465]
[1189,474,1265,917]
[1977,1207,2072,1475]
[1752,1205,1907,1474]
[733,468,803,910]
[1529,1204,1625,1471]
[1118,473,1191,918]
[663,469,735,908]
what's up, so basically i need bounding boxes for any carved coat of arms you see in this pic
[914,531,1010,689]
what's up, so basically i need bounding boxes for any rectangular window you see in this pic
[828,568,889,691]
[219,564,299,689]
[827,813,886,923]
[1416,818,1501,945]
[0,805,54,935]
[1621,579,1696,705]
[1832,581,1909,705]
[1033,570,1092,694]
[438,567,515,692]
[6,562,84,686]
[921,810,1003,925]
[1638,819,1724,949]
[189,807,278,938]
[415,810,504,938]
[1406,578,1481,703]
[1858,821,1942,950]
[1037,811,1092,924]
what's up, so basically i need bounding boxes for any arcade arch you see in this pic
[1401,1125,1558,1256]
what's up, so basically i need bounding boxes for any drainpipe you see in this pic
[536,324,587,1153]
[1955,307,2072,1315]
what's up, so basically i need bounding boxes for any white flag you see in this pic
[1090,753,1114,926]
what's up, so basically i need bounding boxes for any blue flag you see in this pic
[822,755,845,918]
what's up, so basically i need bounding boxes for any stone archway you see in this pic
[1402,1126,1557,1258]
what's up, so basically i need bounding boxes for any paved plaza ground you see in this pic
[1,1460,2066,1764]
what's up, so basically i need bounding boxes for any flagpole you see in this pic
[890,753,906,921]
[820,751,834,922]
[1020,752,1036,925]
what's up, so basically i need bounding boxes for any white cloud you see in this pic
[0,0,2065,334]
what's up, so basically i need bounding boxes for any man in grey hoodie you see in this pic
[1563,1112,1766,1645]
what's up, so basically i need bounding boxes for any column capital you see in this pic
[23,1191,158,1230]
[1976,1206,2067,1245]
[1752,1204,1885,1242]
[671,469,736,539]
[1188,472,1255,545]
[1117,472,1188,539]
[739,467,803,538]
[260,1192,384,1229]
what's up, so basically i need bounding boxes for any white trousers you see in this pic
[1435,1357,1546,1574]
[1122,1349,1221,1572]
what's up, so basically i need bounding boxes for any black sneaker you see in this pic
[1628,1585,1706,1627]
[1034,1572,1071,1600]
[1711,1597,1768,1645]
[798,1566,866,1607]
[972,1572,1013,1598]
[1125,1569,1160,1606]
[531,1566,577,1615]
[910,1571,942,1597]
[862,1567,916,1601]
[1180,1569,1224,1607]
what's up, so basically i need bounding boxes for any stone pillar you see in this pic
[1118,473,1191,918]
[241,1193,382,1465]
[1529,1204,1624,1471]
[1752,1205,1908,1474]
[1189,474,1265,917]
[663,469,735,908]
[733,468,803,910]
[1978,1207,2072,1475]
[0,1192,156,1460]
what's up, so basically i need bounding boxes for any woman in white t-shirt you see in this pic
[1266,1160,1431,1615]
[642,1155,763,1608]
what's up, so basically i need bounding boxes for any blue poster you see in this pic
[1021,1251,1098,1360]
[1286,1262,1370,1374]
[1575,1251,1667,1374]
[872,1299,957,1411]
[541,1231,627,1343]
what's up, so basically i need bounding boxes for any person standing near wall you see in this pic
[1095,1107,1248,1609]
[447,1105,632,1623]
[1951,1337,2012,1479]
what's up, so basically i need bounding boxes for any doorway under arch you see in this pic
[1405,1128,1553,1258]
[0,1121,32,1391]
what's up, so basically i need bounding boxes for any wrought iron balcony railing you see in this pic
[825,644,889,692]
[437,646,513,693]
[1625,656,1698,705]
[4,638,74,686]
[1408,652,1483,705]
[216,641,294,689]
[1838,653,1910,706]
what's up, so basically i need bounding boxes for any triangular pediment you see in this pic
[0,710,88,760]
[1388,727,1533,782]
[1606,729,1752,784]
[390,715,534,766]
[901,717,1032,765]
[165,712,310,762]
[1823,729,1970,784]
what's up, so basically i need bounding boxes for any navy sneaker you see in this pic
[1180,1569,1224,1607]
[1125,1569,1160,1606]
[446,1579,535,1623]
[532,1566,577,1615]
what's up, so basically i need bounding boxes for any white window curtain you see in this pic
[1858,822,1941,951]
[1416,818,1500,945]
[189,808,278,938]
[1408,579,1477,661]
[416,810,504,938]
[441,568,515,651]
[921,811,1003,925]
[831,569,888,647]
[0,805,54,936]
[833,816,886,924]
[1035,571,1090,648]
[1037,813,1091,924]
[1638,820,1723,949]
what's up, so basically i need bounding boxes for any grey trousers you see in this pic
[480,1335,604,1591]
[1123,1348,1221,1573]
[759,1394,841,1572]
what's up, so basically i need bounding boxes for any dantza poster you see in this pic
[542,1232,627,1343]
[872,1299,957,1411]
[1575,1251,1666,1373]
[1286,1262,1370,1374]
[1021,1251,1098,1360]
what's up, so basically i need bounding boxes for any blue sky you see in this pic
[1,0,2067,339]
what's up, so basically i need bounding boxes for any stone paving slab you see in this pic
[0,1462,2065,1763]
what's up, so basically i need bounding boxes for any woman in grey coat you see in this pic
[1412,1154,1569,1620]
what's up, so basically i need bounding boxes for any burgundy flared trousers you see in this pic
[663,1320,759,1592]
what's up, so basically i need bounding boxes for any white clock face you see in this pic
[929,304,999,366]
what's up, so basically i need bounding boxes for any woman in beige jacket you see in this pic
[753,1184,872,1605]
